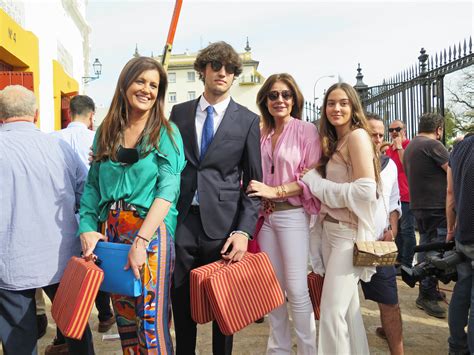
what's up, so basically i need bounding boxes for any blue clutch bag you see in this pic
[94,242,142,297]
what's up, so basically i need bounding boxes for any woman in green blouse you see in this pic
[79,56,185,354]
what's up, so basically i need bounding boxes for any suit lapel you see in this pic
[202,98,238,162]
[182,99,200,164]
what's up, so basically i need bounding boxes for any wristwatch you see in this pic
[230,230,253,241]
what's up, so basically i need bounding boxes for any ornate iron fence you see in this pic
[303,101,319,123]
[354,36,473,139]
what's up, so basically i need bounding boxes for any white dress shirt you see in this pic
[195,95,231,155]
[50,121,95,171]
[192,95,231,205]
[374,158,402,240]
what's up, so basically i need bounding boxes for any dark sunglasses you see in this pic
[388,127,403,133]
[210,60,237,74]
[267,90,293,101]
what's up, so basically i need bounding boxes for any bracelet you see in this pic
[135,234,150,244]
[275,185,287,199]
[230,230,252,240]
[275,185,282,198]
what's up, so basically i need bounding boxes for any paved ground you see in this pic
[18,277,453,354]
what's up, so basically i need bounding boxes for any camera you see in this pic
[401,241,465,288]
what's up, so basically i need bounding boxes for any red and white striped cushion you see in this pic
[307,272,324,320]
[190,260,226,324]
[203,252,284,335]
[52,257,103,340]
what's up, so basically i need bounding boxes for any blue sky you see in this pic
[85,0,473,110]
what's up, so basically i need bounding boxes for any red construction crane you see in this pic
[161,0,183,71]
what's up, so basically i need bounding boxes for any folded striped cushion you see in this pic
[203,252,284,335]
[190,260,226,324]
[51,257,103,340]
[307,272,324,320]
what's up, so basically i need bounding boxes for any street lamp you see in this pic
[313,75,335,105]
[82,58,102,84]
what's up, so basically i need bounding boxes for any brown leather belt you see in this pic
[273,201,301,212]
[324,215,340,224]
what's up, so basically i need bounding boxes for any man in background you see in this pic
[446,132,474,355]
[386,120,416,272]
[361,113,404,355]
[403,113,449,319]
[46,95,115,354]
[0,85,94,354]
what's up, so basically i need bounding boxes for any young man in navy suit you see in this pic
[170,41,262,355]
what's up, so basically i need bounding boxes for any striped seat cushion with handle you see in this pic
[190,259,227,324]
[51,257,104,340]
[307,272,324,320]
[203,252,284,335]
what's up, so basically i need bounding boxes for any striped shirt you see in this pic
[0,121,87,290]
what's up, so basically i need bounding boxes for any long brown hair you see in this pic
[94,57,173,161]
[317,82,380,184]
[256,73,304,137]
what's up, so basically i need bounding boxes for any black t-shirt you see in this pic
[403,135,449,210]
[449,136,474,243]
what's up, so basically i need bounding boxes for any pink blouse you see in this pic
[260,117,321,215]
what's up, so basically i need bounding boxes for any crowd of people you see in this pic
[1,40,472,355]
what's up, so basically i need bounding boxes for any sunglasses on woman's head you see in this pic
[388,127,403,133]
[267,90,293,101]
[210,60,237,75]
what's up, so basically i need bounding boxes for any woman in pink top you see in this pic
[247,73,321,354]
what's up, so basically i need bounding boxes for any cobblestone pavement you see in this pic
[14,277,452,355]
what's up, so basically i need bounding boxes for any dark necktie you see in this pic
[200,105,214,160]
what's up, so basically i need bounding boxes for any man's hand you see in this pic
[88,146,94,165]
[125,239,147,279]
[446,230,455,242]
[392,136,403,150]
[382,229,394,242]
[247,180,278,199]
[221,233,248,262]
[80,231,107,258]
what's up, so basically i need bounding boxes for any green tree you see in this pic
[446,67,474,135]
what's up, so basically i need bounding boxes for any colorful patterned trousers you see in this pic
[105,209,174,354]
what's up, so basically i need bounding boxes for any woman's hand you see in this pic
[300,168,311,178]
[246,180,278,199]
[125,239,147,279]
[80,231,106,258]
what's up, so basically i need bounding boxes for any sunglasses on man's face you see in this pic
[388,127,403,133]
[210,61,237,75]
[267,90,293,101]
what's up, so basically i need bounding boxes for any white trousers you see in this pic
[259,208,317,355]
[319,221,369,355]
